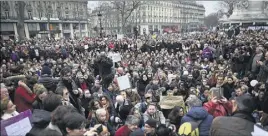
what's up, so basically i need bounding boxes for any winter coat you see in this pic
[26,109,51,136]
[38,76,59,92]
[126,91,141,106]
[257,60,268,83]
[14,86,36,112]
[137,79,149,97]
[209,111,255,136]
[181,107,213,136]
[57,79,84,115]
[32,99,44,110]
[115,125,132,136]
[143,110,166,125]
[203,101,232,118]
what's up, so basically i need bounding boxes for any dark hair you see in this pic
[156,124,170,136]
[60,67,72,77]
[88,99,102,111]
[40,129,62,136]
[51,105,77,125]
[62,112,87,135]
[168,106,183,124]
[43,93,62,112]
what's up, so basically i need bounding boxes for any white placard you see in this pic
[251,124,268,136]
[84,45,89,50]
[5,117,32,136]
[117,75,131,90]
[117,34,124,40]
[112,53,121,62]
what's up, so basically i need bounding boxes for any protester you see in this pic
[115,115,140,136]
[0,29,268,136]
[0,97,19,120]
[181,94,213,136]
[209,95,256,136]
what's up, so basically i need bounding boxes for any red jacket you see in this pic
[14,86,36,112]
[203,101,232,118]
[115,125,132,136]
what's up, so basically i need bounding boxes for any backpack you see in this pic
[178,119,203,136]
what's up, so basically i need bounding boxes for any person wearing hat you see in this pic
[38,64,58,92]
[210,95,256,136]
[144,119,157,136]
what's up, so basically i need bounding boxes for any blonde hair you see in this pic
[33,83,47,95]
[0,97,10,115]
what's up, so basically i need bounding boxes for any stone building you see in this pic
[0,1,89,40]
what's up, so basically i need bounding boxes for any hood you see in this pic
[32,109,51,127]
[186,107,208,120]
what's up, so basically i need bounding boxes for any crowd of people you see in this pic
[1,29,268,136]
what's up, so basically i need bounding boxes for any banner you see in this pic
[1,110,32,136]
[117,75,131,90]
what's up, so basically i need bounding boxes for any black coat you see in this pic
[26,109,51,136]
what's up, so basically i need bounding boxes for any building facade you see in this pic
[90,1,205,36]
[0,1,89,40]
[137,1,205,35]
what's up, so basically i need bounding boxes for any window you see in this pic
[4,10,9,19]
[40,23,47,31]
[63,23,70,30]
[28,12,33,19]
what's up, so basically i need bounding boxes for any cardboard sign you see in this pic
[159,95,185,109]
[117,34,124,40]
[117,75,131,90]
[1,110,32,136]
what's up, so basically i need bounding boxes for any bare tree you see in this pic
[16,1,26,42]
[111,1,141,34]
[204,13,219,28]
[218,0,240,17]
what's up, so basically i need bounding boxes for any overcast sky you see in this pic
[88,1,221,16]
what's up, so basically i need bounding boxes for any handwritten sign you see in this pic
[117,75,131,91]
[1,110,32,136]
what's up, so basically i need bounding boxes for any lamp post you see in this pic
[79,8,83,38]
[97,11,103,38]
[46,3,53,39]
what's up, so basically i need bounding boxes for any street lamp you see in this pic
[78,9,83,38]
[46,3,53,39]
[97,11,103,38]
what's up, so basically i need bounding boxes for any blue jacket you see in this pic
[181,107,213,136]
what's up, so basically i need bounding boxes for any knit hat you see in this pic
[185,94,202,107]
[235,94,255,113]
[41,66,51,76]
[145,119,157,128]
[130,129,144,136]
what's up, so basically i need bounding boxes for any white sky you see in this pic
[88,1,221,16]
